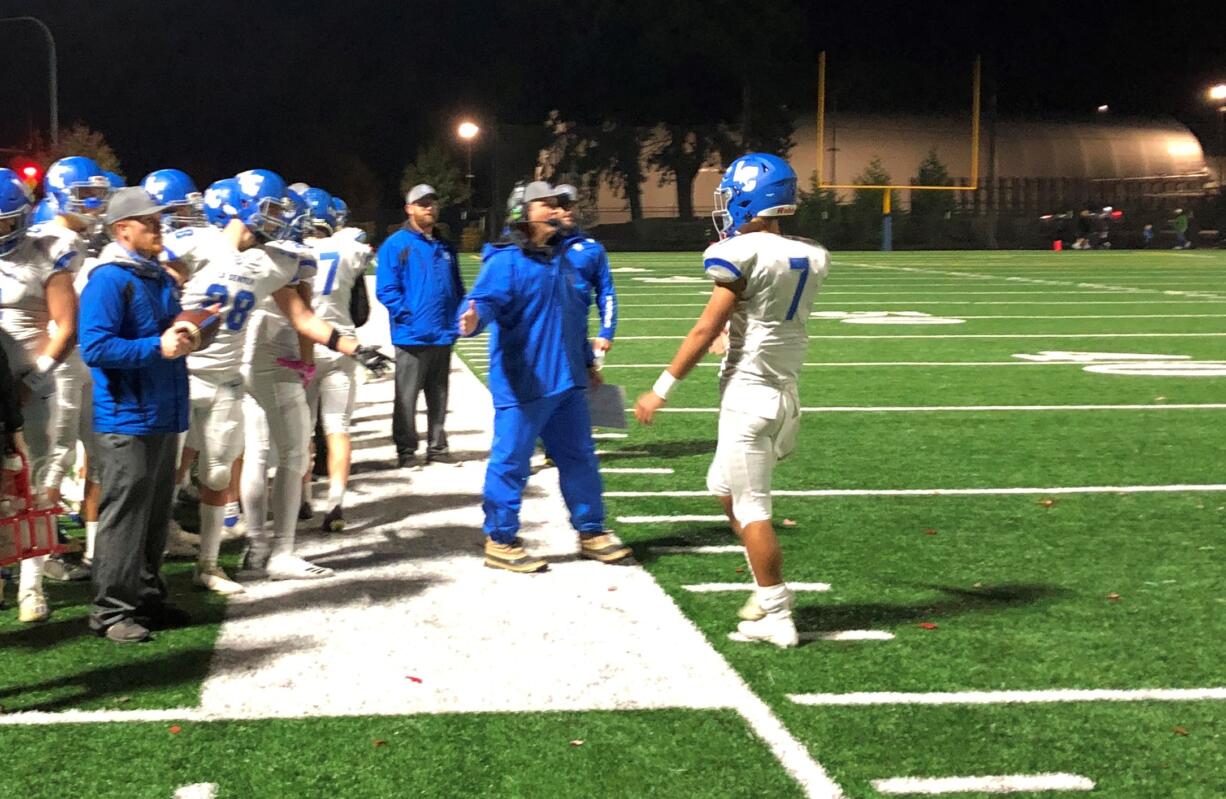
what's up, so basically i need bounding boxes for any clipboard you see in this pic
[587,382,628,429]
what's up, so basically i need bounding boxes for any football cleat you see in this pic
[321,505,345,533]
[729,611,799,649]
[193,564,245,595]
[267,554,334,581]
[18,590,50,623]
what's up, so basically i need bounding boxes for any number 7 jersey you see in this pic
[703,231,830,389]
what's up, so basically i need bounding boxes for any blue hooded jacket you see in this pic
[375,227,463,346]
[462,234,593,408]
[79,243,189,435]
[560,230,617,341]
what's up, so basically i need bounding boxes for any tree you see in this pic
[399,143,470,210]
[910,148,955,221]
[648,124,728,220]
[543,115,650,222]
[31,122,123,177]
[847,156,898,244]
[791,171,841,243]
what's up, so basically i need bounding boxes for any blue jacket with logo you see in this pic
[375,227,463,346]
[560,230,617,341]
[464,234,594,408]
[79,243,189,435]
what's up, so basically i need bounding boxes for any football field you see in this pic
[2,249,1225,797]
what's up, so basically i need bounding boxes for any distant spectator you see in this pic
[1186,210,1199,249]
[1142,224,1154,248]
[1171,209,1189,249]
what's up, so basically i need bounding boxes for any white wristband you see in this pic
[652,371,678,400]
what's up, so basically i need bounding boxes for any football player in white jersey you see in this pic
[222,170,389,583]
[634,153,828,648]
[0,165,87,622]
[301,188,370,531]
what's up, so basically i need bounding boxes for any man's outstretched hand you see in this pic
[458,300,479,337]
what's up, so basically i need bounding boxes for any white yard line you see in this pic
[618,313,1226,321]
[601,467,674,474]
[815,300,1226,305]
[607,484,1226,499]
[684,582,832,593]
[871,774,1094,794]
[619,515,728,523]
[614,333,1226,340]
[173,784,219,799]
[650,545,744,554]
[591,432,628,439]
[789,687,1226,706]
[600,361,1211,369]
[654,404,1226,413]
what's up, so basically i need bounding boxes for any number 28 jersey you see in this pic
[702,231,829,389]
[177,231,308,382]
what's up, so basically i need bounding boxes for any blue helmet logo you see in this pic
[142,169,206,231]
[713,152,797,238]
[203,178,241,228]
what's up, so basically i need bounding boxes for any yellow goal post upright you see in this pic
[815,51,982,250]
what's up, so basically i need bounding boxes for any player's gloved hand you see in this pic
[351,345,392,377]
[276,357,317,387]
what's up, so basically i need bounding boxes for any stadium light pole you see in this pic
[458,121,479,219]
[1209,84,1226,188]
[0,16,58,146]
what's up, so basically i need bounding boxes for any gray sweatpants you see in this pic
[90,432,178,631]
[392,344,451,459]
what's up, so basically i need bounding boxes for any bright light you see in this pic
[20,165,38,179]
[1167,140,1201,158]
[1209,83,1226,102]
[1097,104,1109,113]
[457,121,479,140]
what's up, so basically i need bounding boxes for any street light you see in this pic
[457,121,479,218]
[0,16,58,146]
[1209,84,1226,188]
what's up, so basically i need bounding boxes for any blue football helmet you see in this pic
[104,170,125,189]
[330,196,349,228]
[284,187,309,242]
[30,196,60,226]
[142,168,206,230]
[44,155,112,216]
[302,187,336,235]
[712,152,797,239]
[233,169,294,240]
[203,178,240,228]
[0,168,32,255]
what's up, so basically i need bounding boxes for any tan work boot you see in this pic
[484,538,547,573]
[578,531,634,564]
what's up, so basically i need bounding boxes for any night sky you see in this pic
[1,0,1223,209]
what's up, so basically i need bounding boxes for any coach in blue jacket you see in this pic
[79,187,194,643]
[376,184,464,468]
[458,181,632,573]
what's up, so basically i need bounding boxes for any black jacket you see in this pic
[0,346,23,438]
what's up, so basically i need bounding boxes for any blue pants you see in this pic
[483,388,604,543]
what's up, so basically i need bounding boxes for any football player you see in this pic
[301,187,370,532]
[225,170,388,582]
[0,164,87,622]
[634,153,828,648]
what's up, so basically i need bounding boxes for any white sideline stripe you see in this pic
[601,467,674,474]
[808,630,895,642]
[650,545,745,554]
[0,708,203,726]
[791,687,1226,707]
[823,300,1226,305]
[822,290,1154,295]
[655,403,1226,413]
[615,333,1226,340]
[595,449,648,455]
[608,484,1226,499]
[619,515,728,523]
[618,313,1226,321]
[684,582,831,593]
[173,784,219,799]
[591,432,628,439]
[600,361,1182,369]
[871,774,1094,794]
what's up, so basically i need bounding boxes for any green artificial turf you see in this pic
[0,709,802,799]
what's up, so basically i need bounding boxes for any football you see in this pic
[172,307,222,352]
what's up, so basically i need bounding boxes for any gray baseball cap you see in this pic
[556,183,578,202]
[406,184,438,204]
[104,187,168,225]
[522,181,563,203]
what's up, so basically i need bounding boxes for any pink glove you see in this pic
[276,357,316,387]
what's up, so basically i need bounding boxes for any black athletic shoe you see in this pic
[298,501,314,521]
[321,505,346,533]
[426,451,458,465]
[397,454,422,469]
[139,603,192,631]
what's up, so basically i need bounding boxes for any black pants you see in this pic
[393,344,451,459]
[90,432,178,631]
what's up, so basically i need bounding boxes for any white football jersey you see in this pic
[182,237,308,381]
[703,231,829,389]
[242,240,318,375]
[162,225,236,280]
[307,233,370,337]
[0,225,83,367]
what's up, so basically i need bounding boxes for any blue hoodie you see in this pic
[560,230,617,341]
[79,242,189,435]
[375,227,463,346]
[463,234,593,408]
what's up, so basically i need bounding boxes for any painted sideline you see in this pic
[789,687,1226,706]
[653,403,1226,413]
[871,774,1094,795]
[606,484,1226,498]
